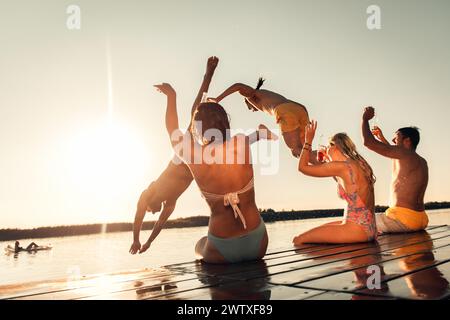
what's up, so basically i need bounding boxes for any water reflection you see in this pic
[356,231,450,299]
[292,231,450,299]
[4,248,50,260]
[298,242,389,299]
[386,232,449,299]
[196,260,272,300]
[132,260,272,300]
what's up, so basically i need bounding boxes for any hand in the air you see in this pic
[154,83,176,97]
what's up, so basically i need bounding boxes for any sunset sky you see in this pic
[1,0,449,229]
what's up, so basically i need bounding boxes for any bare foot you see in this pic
[292,235,304,246]
[258,124,278,141]
[291,148,301,158]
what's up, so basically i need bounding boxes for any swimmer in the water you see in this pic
[14,241,39,253]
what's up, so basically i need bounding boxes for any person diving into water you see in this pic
[210,78,310,158]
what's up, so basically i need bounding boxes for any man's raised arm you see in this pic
[362,106,405,159]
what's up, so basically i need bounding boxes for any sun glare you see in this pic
[66,120,150,217]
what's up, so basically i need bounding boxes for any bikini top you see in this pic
[200,178,254,229]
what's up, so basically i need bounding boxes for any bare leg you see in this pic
[195,236,208,260]
[258,229,269,259]
[258,124,279,141]
[376,213,411,234]
[26,242,38,250]
[195,236,227,264]
[145,161,193,213]
[293,222,369,245]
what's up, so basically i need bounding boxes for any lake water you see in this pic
[1,209,449,287]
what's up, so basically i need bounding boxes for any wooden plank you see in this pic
[163,226,449,271]
[1,268,175,300]
[15,272,198,300]
[165,227,450,277]
[267,235,450,285]
[79,275,231,300]
[153,279,324,300]
[424,225,447,231]
[264,244,347,260]
[163,244,343,270]
[304,290,395,300]
[265,227,450,263]
[293,245,450,295]
[265,225,447,255]
[217,231,450,282]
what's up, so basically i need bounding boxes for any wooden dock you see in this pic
[1,225,449,300]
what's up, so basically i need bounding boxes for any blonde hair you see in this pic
[330,133,376,185]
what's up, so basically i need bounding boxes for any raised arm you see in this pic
[214,83,255,103]
[362,107,405,159]
[190,56,219,118]
[154,83,181,148]
[298,121,345,177]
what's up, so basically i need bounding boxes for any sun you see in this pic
[66,119,151,218]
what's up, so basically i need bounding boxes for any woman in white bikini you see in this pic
[152,82,277,264]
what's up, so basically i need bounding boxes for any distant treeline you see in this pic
[1,201,449,241]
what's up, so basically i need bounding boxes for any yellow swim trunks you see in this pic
[385,206,429,231]
[273,102,309,134]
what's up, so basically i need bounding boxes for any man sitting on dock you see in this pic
[362,107,429,233]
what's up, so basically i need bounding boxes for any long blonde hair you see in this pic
[330,133,376,185]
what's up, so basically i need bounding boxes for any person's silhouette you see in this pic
[14,241,39,253]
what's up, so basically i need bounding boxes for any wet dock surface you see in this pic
[1,225,449,300]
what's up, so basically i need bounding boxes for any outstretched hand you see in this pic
[206,56,219,74]
[154,83,176,97]
[305,120,317,145]
[372,125,384,140]
[129,241,141,255]
[139,241,151,254]
[363,106,375,121]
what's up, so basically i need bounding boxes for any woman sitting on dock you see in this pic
[294,121,377,244]
[151,81,276,264]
